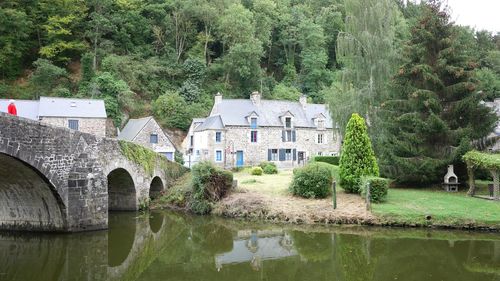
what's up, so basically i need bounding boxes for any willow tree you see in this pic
[327,0,407,138]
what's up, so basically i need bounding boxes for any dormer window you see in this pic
[250,117,257,129]
[285,117,292,128]
[317,119,325,129]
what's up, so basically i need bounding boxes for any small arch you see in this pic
[149,177,164,200]
[107,168,137,211]
[0,153,66,231]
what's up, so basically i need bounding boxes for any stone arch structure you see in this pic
[149,176,164,200]
[107,168,137,211]
[0,153,67,231]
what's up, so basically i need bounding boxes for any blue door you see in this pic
[236,151,244,167]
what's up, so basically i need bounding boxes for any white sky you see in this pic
[446,0,499,33]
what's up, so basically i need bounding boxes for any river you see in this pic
[0,211,499,281]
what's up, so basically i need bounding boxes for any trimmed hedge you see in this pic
[290,163,333,198]
[250,166,263,175]
[313,156,340,166]
[360,176,390,203]
[260,161,278,174]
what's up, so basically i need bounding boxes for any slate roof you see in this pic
[117,116,153,141]
[38,97,107,118]
[209,99,333,129]
[0,97,107,120]
[194,115,224,132]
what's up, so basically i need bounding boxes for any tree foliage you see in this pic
[339,113,379,193]
[379,1,497,184]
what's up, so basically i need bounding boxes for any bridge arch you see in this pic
[107,168,137,211]
[149,176,164,200]
[0,153,67,231]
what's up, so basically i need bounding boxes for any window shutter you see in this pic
[279,149,286,161]
[293,149,297,161]
[282,130,286,142]
[292,130,296,142]
[268,149,272,161]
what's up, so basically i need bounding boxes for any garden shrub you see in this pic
[263,164,278,174]
[190,161,233,214]
[312,156,340,166]
[260,161,278,174]
[360,176,390,203]
[290,163,332,198]
[339,113,379,193]
[250,166,263,175]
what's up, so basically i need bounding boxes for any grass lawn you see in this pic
[234,169,293,197]
[373,188,500,227]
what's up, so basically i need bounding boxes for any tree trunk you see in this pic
[492,169,499,200]
[466,163,475,196]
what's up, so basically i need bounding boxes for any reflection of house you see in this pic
[182,92,340,168]
[0,96,107,137]
[118,117,176,161]
[215,230,297,271]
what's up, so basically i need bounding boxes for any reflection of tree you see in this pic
[291,231,333,262]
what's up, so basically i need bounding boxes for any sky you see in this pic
[445,0,499,33]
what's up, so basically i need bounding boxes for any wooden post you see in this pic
[366,182,371,211]
[492,169,499,200]
[332,181,337,209]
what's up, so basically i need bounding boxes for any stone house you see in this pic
[182,92,340,168]
[118,116,176,161]
[0,96,107,137]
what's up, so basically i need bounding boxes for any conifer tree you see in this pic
[339,113,379,193]
[380,0,496,184]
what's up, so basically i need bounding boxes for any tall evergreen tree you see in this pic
[380,0,496,184]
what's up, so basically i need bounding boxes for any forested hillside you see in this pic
[1,0,499,182]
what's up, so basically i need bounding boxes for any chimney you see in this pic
[250,91,261,105]
[299,94,307,109]
[214,92,222,105]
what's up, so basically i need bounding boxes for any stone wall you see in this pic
[132,119,176,155]
[41,117,107,137]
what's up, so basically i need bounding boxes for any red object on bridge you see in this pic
[8,103,17,116]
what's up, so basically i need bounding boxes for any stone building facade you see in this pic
[118,116,176,160]
[0,96,107,137]
[183,92,340,168]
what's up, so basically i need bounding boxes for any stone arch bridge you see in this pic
[0,113,187,232]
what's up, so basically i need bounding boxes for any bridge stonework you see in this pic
[0,113,184,232]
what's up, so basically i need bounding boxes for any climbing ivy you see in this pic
[119,140,157,176]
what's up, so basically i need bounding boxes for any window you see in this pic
[215,150,223,162]
[150,134,158,144]
[317,119,325,129]
[318,152,323,156]
[286,130,292,142]
[163,152,174,161]
[318,133,324,144]
[215,132,222,143]
[68,120,79,131]
[190,135,194,146]
[196,150,200,156]
[250,130,258,143]
[285,149,292,161]
[285,117,292,128]
[250,117,258,129]
[271,149,278,161]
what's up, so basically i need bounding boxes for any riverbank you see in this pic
[152,170,500,232]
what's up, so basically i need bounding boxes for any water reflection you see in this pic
[0,211,499,281]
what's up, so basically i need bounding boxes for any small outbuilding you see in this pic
[118,116,176,161]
